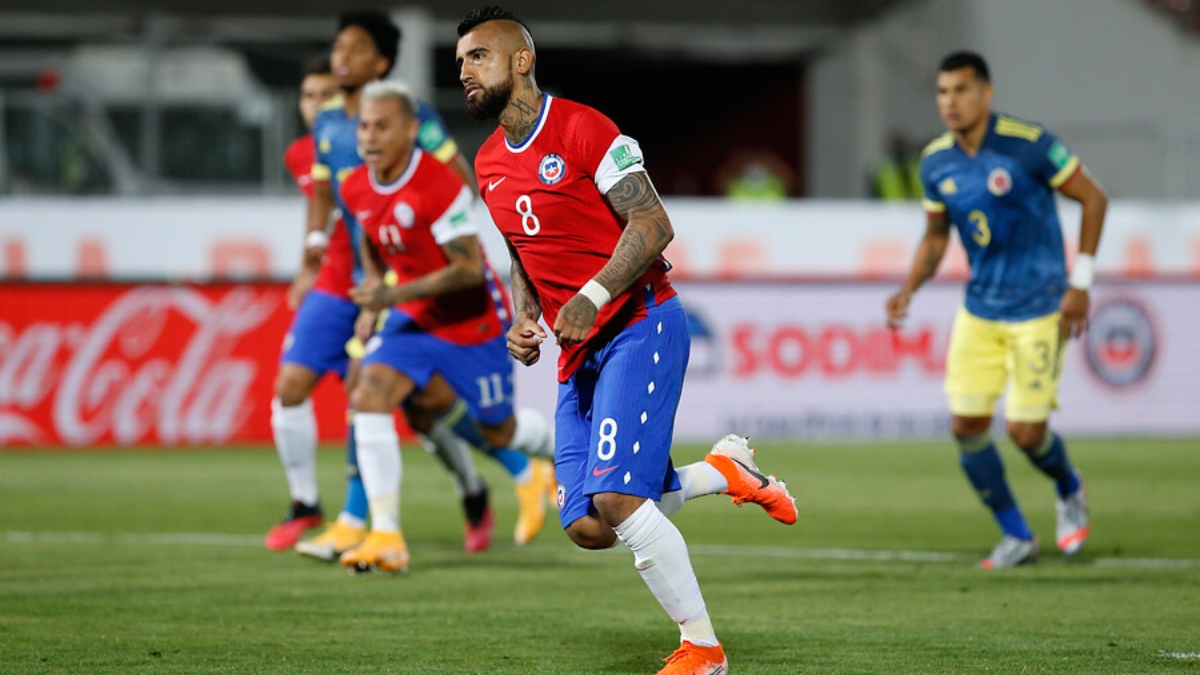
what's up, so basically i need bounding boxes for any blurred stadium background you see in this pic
[2,1,1199,673]
[2,0,1198,446]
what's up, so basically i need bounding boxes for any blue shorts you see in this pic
[555,293,689,529]
[280,290,358,380]
[360,310,514,426]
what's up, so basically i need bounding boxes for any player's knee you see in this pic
[479,416,516,448]
[274,366,316,406]
[564,518,617,550]
[412,374,458,414]
[591,492,648,530]
[1007,422,1047,452]
[350,374,391,413]
[952,416,992,439]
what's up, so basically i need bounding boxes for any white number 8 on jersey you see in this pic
[516,194,541,236]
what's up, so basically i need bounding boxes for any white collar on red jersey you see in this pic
[504,94,553,154]
[368,148,424,194]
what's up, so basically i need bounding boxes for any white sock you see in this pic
[355,412,403,533]
[509,408,555,459]
[421,423,485,496]
[656,461,729,517]
[270,398,319,506]
[613,500,718,647]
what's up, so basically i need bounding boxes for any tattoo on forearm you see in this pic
[509,259,542,320]
[595,173,674,294]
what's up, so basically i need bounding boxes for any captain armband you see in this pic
[1069,253,1095,291]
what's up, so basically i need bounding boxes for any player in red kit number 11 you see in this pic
[457,7,799,675]
[337,80,555,573]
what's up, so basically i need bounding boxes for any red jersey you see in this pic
[474,95,675,381]
[340,148,508,345]
[284,134,317,199]
[284,134,353,299]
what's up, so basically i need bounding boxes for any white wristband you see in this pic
[1069,253,1095,290]
[578,279,612,310]
[305,230,329,249]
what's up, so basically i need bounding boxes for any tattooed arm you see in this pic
[553,171,674,345]
[506,239,547,366]
[886,212,952,329]
[507,239,543,323]
[350,235,485,311]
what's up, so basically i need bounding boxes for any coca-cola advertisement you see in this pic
[0,282,348,447]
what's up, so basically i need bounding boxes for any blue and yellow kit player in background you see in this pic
[886,51,1109,570]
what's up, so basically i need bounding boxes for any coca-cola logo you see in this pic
[0,286,277,445]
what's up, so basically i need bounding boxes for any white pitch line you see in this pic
[1158,651,1200,660]
[4,530,262,547]
[4,531,1198,570]
[1093,558,1200,570]
[689,544,975,563]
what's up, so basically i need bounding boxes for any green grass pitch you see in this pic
[1,439,1198,674]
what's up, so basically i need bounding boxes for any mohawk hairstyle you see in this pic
[302,54,331,79]
[339,10,402,77]
[457,6,530,37]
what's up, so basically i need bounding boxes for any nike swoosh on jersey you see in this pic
[488,177,507,191]
[731,458,769,489]
[592,465,620,477]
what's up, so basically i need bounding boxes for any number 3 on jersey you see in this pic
[968,209,991,246]
[516,195,540,236]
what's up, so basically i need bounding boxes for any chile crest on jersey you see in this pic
[393,202,415,228]
[538,153,566,185]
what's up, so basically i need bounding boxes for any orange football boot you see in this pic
[705,434,798,525]
[655,641,728,675]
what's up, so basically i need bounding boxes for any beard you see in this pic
[465,75,513,121]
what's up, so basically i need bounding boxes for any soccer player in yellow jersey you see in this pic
[886,52,1109,569]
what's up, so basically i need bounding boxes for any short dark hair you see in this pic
[457,6,530,37]
[939,51,990,83]
[301,54,331,79]
[339,10,401,77]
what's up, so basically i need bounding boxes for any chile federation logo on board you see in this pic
[538,153,566,185]
[1083,298,1156,388]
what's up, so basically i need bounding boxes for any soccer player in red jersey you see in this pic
[274,13,554,561]
[265,56,348,552]
[336,80,553,572]
[283,57,355,312]
[457,8,798,674]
